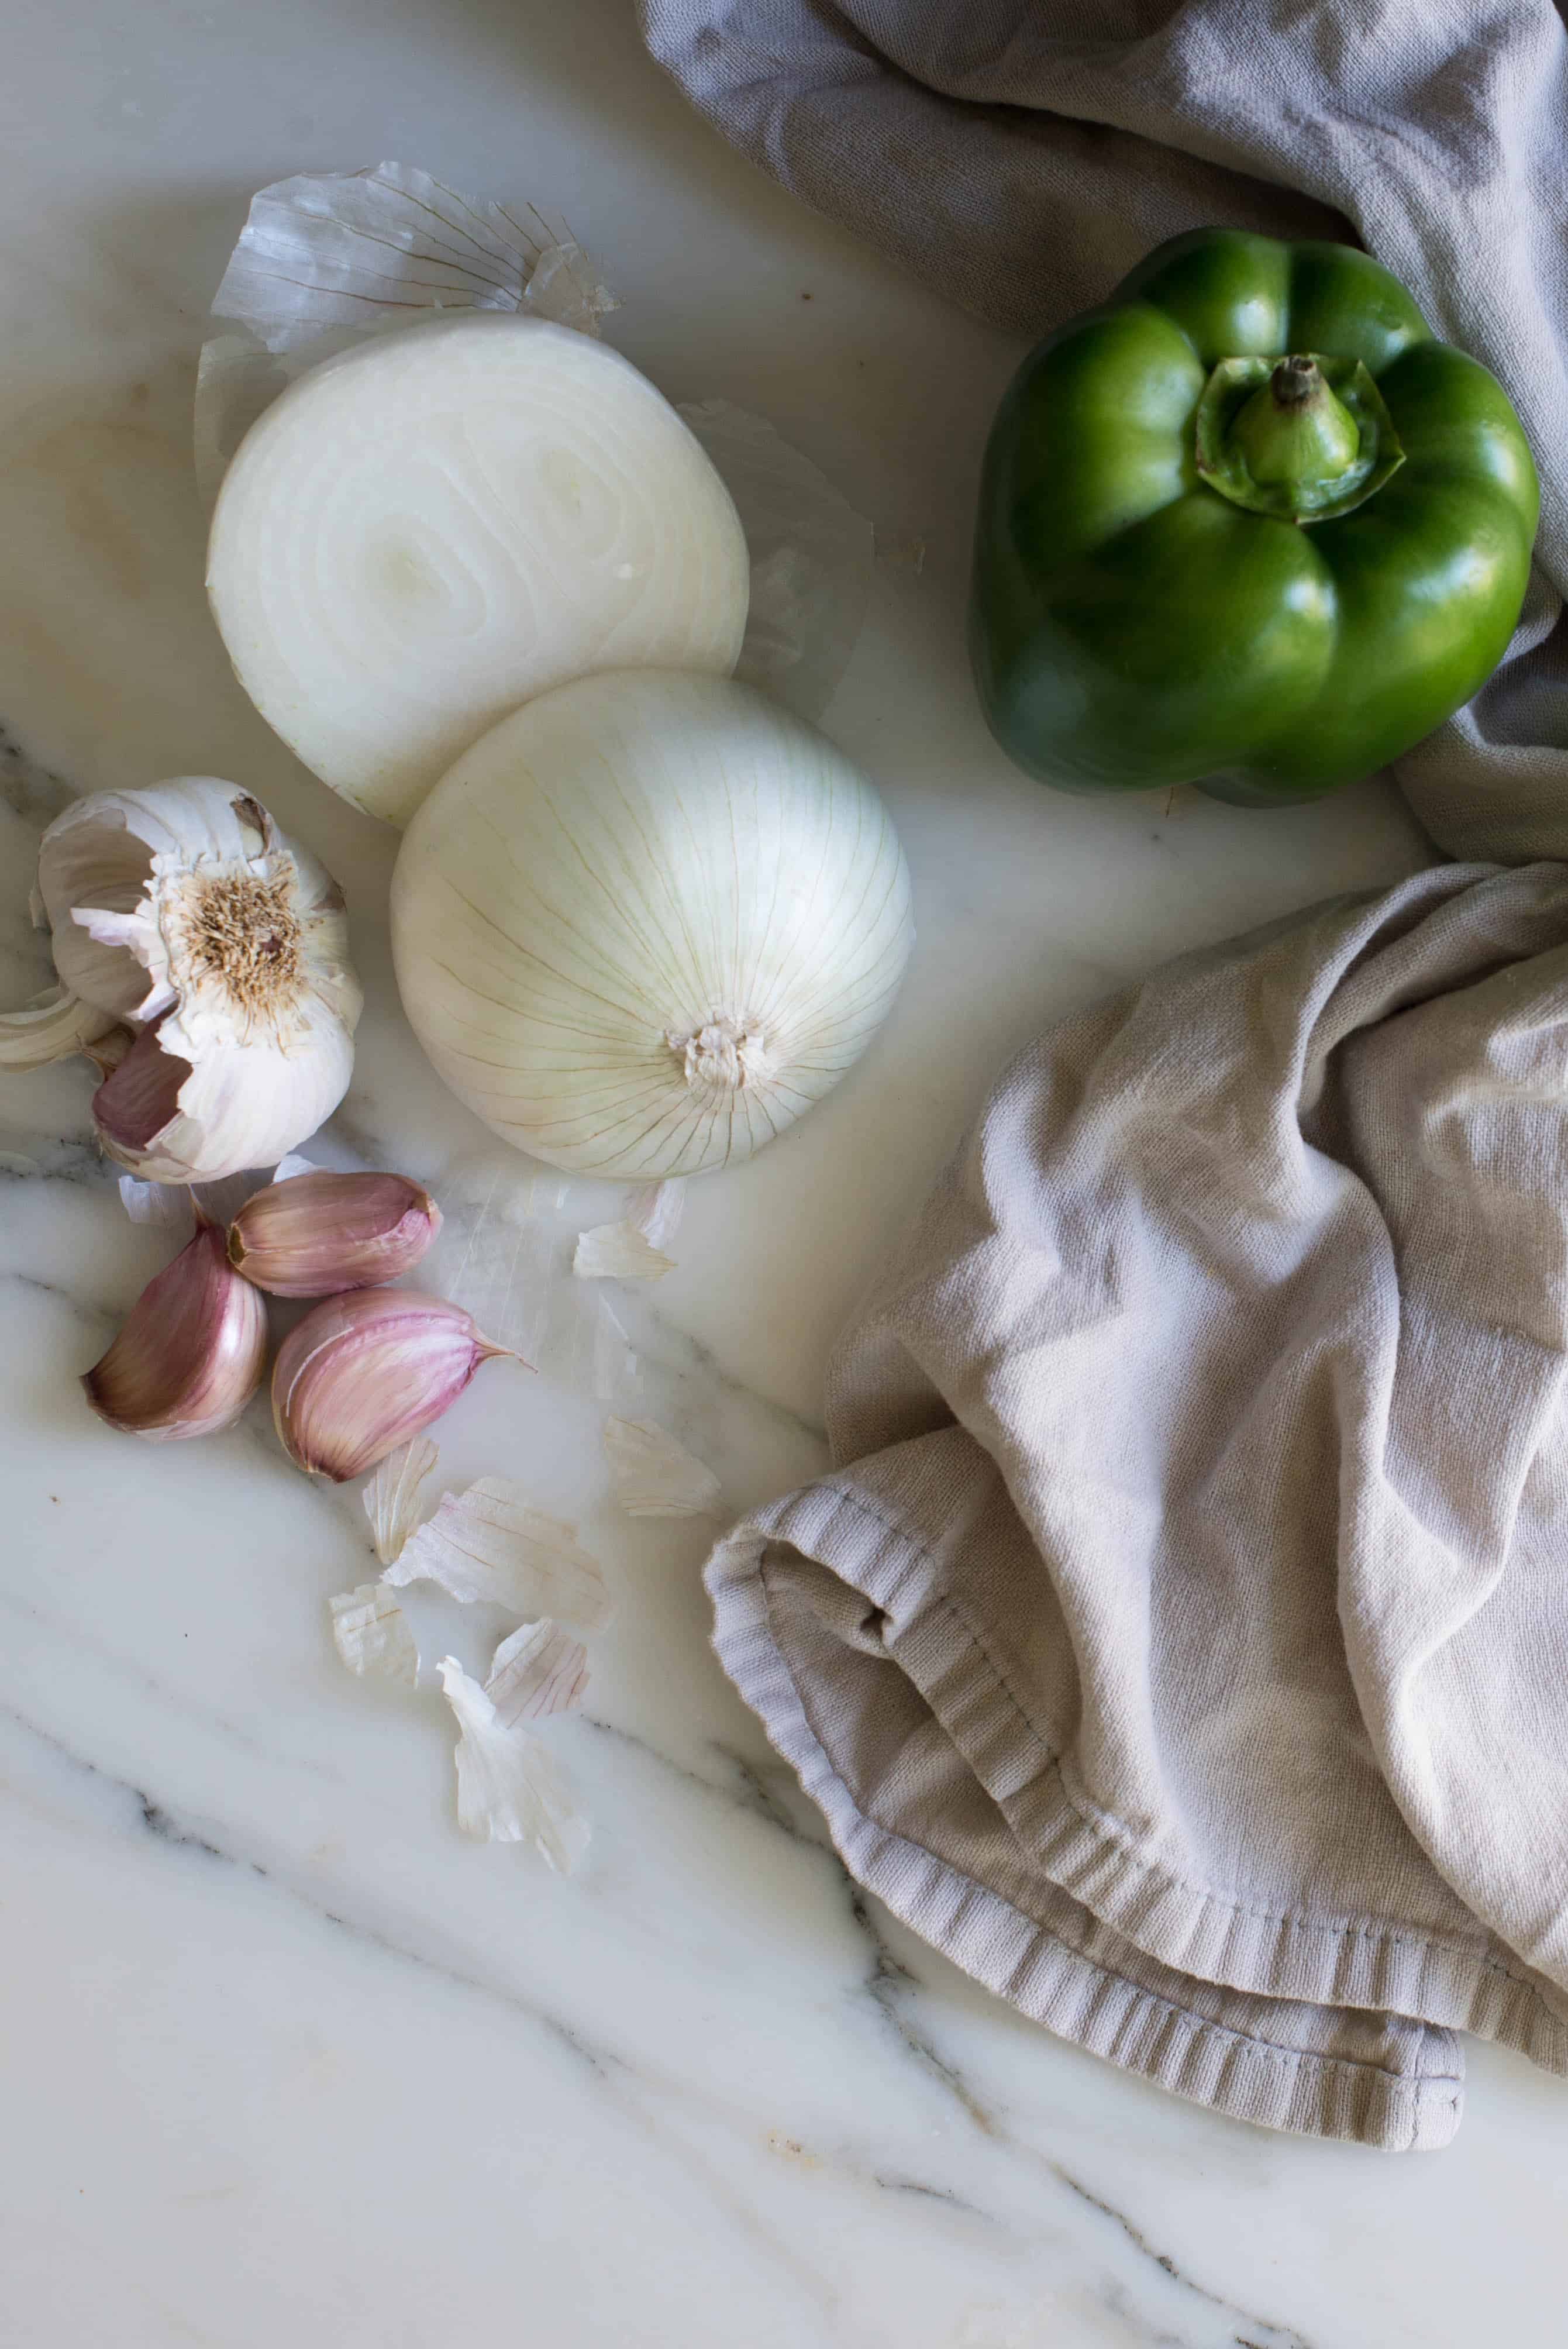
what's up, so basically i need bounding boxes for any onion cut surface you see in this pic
[390,670,915,1179]
[206,314,750,826]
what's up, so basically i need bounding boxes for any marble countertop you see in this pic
[4,3,1566,2342]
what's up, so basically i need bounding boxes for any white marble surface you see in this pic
[4,4,1566,2343]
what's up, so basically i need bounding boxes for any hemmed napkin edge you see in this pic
[706,1497,1466,2151]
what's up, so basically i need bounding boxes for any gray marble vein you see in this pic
[0,12,1533,2342]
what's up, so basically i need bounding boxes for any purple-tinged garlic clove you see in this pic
[227,1169,441,1297]
[92,1018,194,1167]
[82,1218,268,1441]
[271,1288,517,1482]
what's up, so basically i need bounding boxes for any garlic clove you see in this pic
[271,1288,517,1482]
[0,983,120,1073]
[82,1218,268,1441]
[227,1168,442,1296]
[92,1019,192,1162]
[36,779,361,1184]
[82,1024,136,1078]
[91,1007,356,1187]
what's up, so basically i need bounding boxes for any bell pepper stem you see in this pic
[1232,357,1361,491]
[1194,353,1404,524]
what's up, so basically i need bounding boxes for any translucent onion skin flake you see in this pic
[602,1415,722,1518]
[383,1479,611,1629]
[82,1218,267,1442]
[438,1656,590,1869]
[329,1583,419,1687]
[229,1169,442,1297]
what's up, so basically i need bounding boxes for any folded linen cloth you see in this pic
[707,862,1568,2144]
[639,0,1568,864]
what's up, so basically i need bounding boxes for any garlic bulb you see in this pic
[35,780,361,1183]
[206,312,751,826]
[390,670,915,1178]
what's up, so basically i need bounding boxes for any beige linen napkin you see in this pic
[640,0,1568,862]
[707,864,1568,2145]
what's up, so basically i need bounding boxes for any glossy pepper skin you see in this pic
[970,229,1540,805]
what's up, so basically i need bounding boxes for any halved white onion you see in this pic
[389,669,915,1180]
[206,313,750,826]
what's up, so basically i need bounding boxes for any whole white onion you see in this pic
[390,670,914,1179]
[206,314,750,828]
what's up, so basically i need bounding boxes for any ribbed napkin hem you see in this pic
[707,1497,1467,2150]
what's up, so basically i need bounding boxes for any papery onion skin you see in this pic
[388,669,915,1179]
[205,312,751,827]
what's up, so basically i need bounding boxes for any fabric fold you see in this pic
[640,0,1568,860]
[709,1490,1468,2151]
[705,864,1568,2145]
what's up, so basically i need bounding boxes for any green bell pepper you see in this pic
[970,229,1539,805]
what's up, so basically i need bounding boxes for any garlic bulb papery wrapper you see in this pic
[36,780,361,1184]
[206,313,750,827]
[362,1435,439,1565]
[329,1583,420,1687]
[271,1289,516,1481]
[485,1620,589,1727]
[228,1169,441,1296]
[82,1218,268,1441]
[390,670,915,1178]
[0,982,121,1073]
[438,1656,590,1866]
